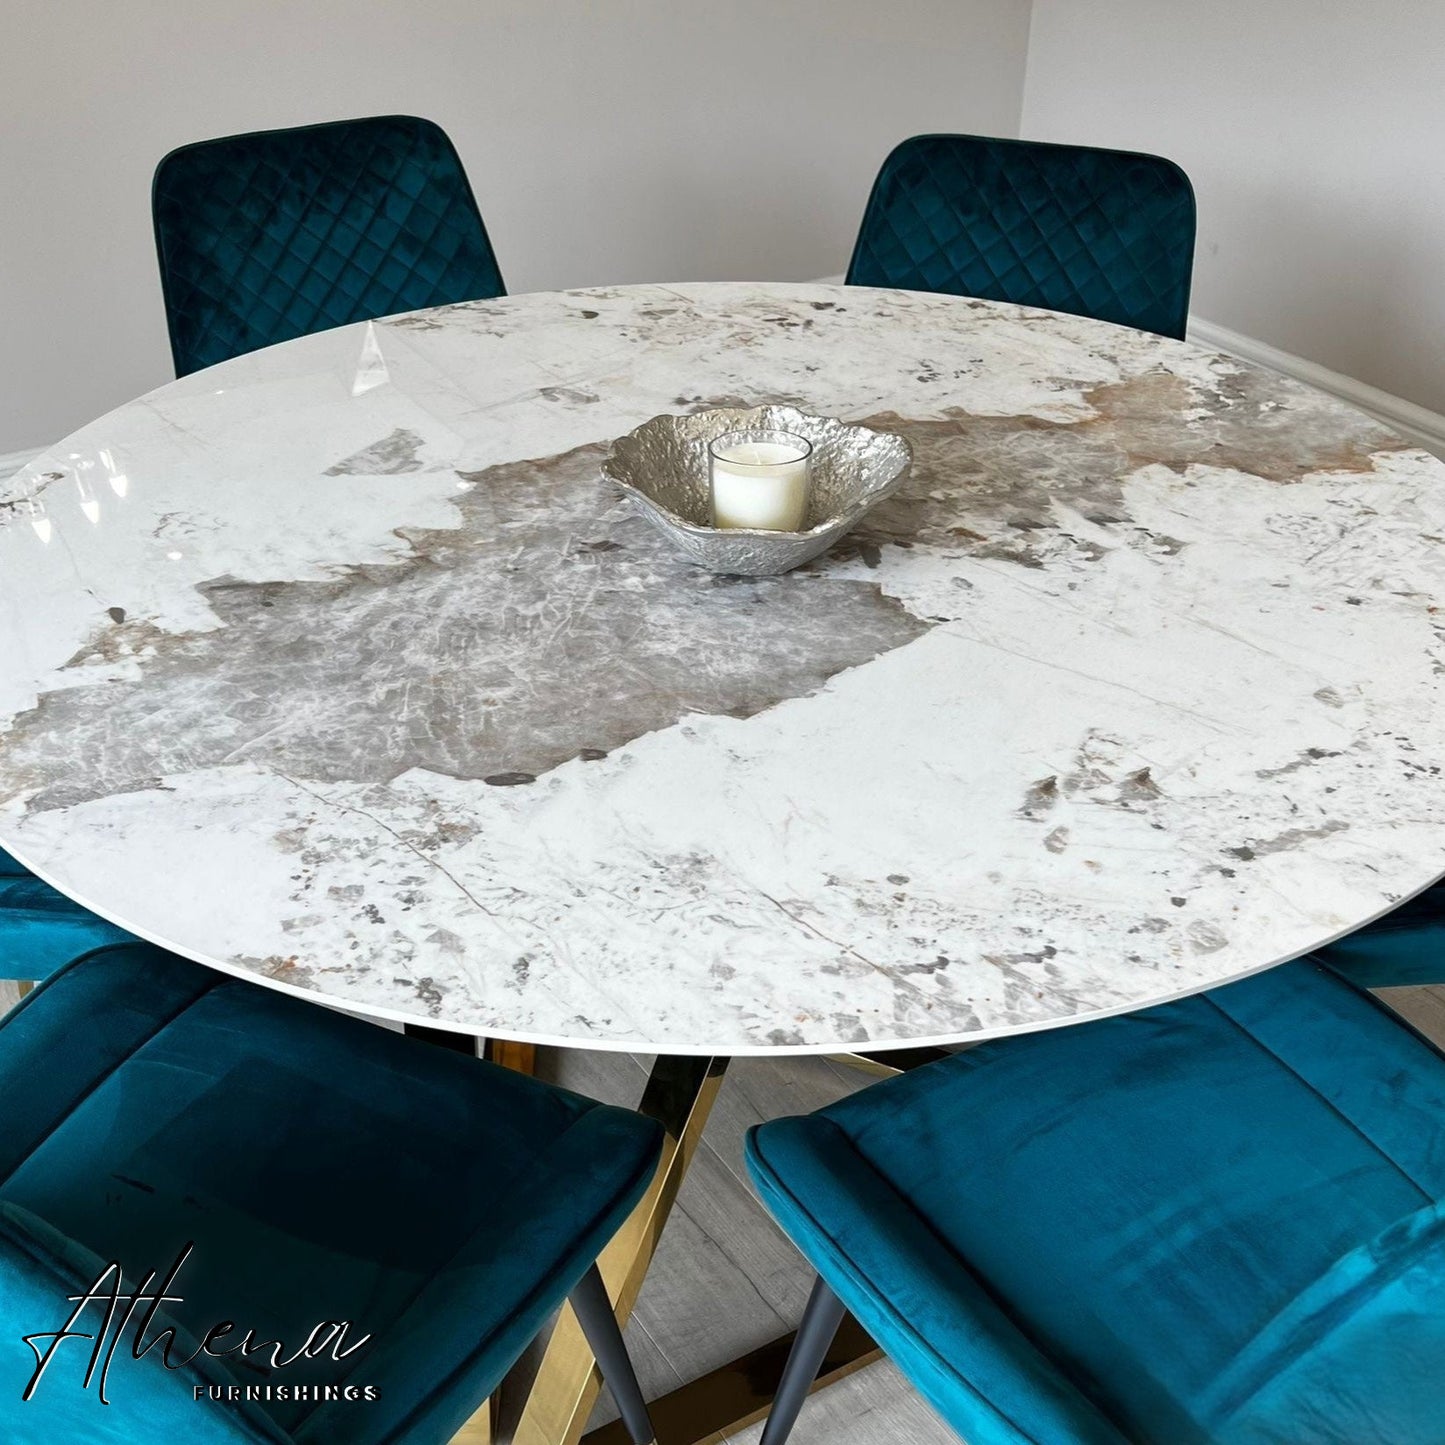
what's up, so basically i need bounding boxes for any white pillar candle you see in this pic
[708,429,812,531]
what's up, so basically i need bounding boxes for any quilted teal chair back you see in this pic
[153,114,505,376]
[847,134,1196,339]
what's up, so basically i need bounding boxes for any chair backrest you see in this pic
[847,134,1196,339]
[153,114,505,376]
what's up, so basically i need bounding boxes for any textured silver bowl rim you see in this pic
[602,404,913,575]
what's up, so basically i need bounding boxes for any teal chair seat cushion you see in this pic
[846,134,1196,339]
[0,1201,286,1444]
[0,870,135,980]
[746,961,1445,1445]
[153,114,505,376]
[0,945,661,1444]
[1317,879,1445,989]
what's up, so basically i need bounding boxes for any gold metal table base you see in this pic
[829,1046,958,1078]
[512,1055,727,1445]
[492,1045,943,1445]
[486,1037,540,1074]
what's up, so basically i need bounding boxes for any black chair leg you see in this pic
[761,1274,847,1444]
[568,1263,657,1445]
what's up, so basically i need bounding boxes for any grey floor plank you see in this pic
[671,1055,874,1326]
[538,1043,650,1109]
[728,1359,957,1445]
[666,1132,817,1324]
[692,1055,872,1213]
[1377,984,1445,1045]
[620,1182,793,1396]
[497,1302,684,1441]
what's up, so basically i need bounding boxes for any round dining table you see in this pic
[5,279,1445,1051]
[4,280,1445,1443]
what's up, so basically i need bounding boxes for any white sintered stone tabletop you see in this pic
[3,282,1444,1053]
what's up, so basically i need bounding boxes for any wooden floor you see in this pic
[5,977,1443,1444]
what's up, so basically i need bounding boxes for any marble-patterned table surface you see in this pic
[3,282,1444,1054]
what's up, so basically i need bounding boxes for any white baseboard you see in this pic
[1187,315,1445,459]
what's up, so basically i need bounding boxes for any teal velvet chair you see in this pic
[746,958,1445,1444]
[847,134,1196,339]
[0,943,661,1445]
[153,114,505,377]
[0,844,135,983]
[1315,880,1445,989]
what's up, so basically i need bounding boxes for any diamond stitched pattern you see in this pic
[848,136,1195,339]
[155,116,504,375]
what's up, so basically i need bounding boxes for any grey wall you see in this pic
[1022,0,1445,413]
[0,0,1033,454]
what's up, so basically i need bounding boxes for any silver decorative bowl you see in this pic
[603,404,912,575]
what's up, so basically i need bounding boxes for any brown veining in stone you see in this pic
[856,362,1408,559]
[0,441,930,813]
[0,357,1418,833]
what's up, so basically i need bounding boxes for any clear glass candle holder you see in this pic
[708,429,812,531]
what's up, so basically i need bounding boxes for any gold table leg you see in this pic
[828,1046,954,1078]
[512,1055,728,1445]
[485,1038,539,1074]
